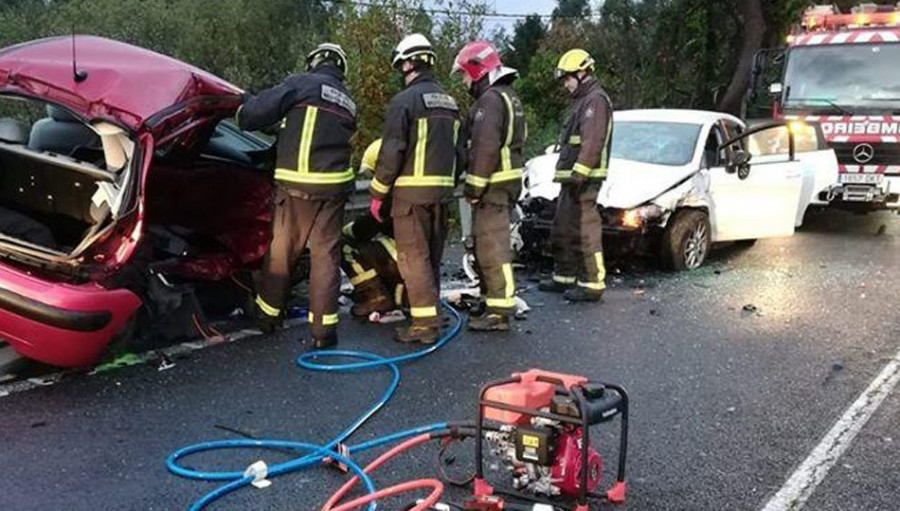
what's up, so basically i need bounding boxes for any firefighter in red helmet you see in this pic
[452,41,526,331]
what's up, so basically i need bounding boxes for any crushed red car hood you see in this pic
[0,35,242,131]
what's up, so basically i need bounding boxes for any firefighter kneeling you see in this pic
[342,140,408,318]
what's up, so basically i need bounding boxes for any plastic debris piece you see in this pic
[91,353,144,374]
[243,461,272,489]
[157,353,176,372]
[370,310,406,324]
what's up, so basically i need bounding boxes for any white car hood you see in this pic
[523,154,697,209]
[599,158,696,209]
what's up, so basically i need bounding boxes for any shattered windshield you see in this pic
[610,121,701,166]
[783,43,900,111]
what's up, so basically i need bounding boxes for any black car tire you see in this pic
[661,209,710,271]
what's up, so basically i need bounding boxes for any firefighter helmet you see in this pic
[555,49,594,79]
[391,33,436,70]
[452,41,502,82]
[307,43,348,75]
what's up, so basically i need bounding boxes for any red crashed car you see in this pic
[0,36,276,368]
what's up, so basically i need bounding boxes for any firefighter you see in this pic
[342,139,407,318]
[369,33,463,344]
[237,43,357,348]
[538,49,613,302]
[452,41,525,332]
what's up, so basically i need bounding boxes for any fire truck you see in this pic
[757,3,900,212]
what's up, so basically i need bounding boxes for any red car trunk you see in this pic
[0,36,272,368]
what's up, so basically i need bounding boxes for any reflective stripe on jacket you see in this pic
[555,77,613,185]
[238,65,357,198]
[369,73,463,204]
[463,84,526,205]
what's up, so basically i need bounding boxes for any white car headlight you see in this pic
[620,205,664,229]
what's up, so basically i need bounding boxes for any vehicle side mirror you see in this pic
[727,149,752,180]
[769,83,783,96]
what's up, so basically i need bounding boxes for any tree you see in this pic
[504,15,546,75]
[552,0,590,20]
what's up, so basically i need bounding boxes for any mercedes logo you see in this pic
[853,143,875,164]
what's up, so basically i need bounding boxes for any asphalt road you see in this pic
[0,208,898,511]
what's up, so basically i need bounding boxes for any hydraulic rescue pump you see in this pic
[465,369,629,511]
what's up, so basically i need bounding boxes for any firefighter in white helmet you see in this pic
[368,34,464,344]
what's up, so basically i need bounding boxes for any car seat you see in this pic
[28,105,100,156]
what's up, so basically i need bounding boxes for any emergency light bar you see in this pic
[801,2,900,30]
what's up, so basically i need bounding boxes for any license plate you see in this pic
[840,173,883,184]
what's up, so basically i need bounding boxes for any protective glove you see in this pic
[370,198,384,223]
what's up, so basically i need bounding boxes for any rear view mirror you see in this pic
[769,83,783,96]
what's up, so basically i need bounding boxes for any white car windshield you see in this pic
[611,121,702,166]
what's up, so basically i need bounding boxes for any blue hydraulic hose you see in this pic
[167,302,464,511]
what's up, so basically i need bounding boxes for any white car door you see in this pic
[788,122,839,226]
[708,123,804,242]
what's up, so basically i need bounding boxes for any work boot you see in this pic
[563,286,603,303]
[257,315,281,334]
[252,302,282,334]
[394,325,440,345]
[313,331,338,350]
[538,278,572,293]
[468,313,511,332]
[350,294,394,318]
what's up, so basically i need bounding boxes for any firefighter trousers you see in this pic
[550,184,606,292]
[257,187,345,339]
[392,199,448,328]
[473,202,515,315]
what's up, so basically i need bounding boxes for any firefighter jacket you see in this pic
[555,76,613,185]
[341,216,403,304]
[463,85,526,205]
[237,65,357,198]
[369,73,463,204]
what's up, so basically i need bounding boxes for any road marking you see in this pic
[761,347,900,511]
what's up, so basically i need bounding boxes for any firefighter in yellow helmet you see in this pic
[538,49,613,302]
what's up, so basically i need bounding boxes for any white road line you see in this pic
[761,347,900,511]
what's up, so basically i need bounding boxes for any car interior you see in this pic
[0,102,119,252]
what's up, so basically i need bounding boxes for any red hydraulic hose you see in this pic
[321,434,444,511]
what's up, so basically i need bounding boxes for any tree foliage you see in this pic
[2,0,896,160]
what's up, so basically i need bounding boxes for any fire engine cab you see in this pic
[767,3,900,212]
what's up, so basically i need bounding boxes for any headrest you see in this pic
[47,104,82,123]
[0,118,29,144]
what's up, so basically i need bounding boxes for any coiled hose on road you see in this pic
[167,301,465,511]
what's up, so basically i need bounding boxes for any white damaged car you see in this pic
[518,109,838,270]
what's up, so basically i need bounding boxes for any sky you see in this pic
[484,0,557,32]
